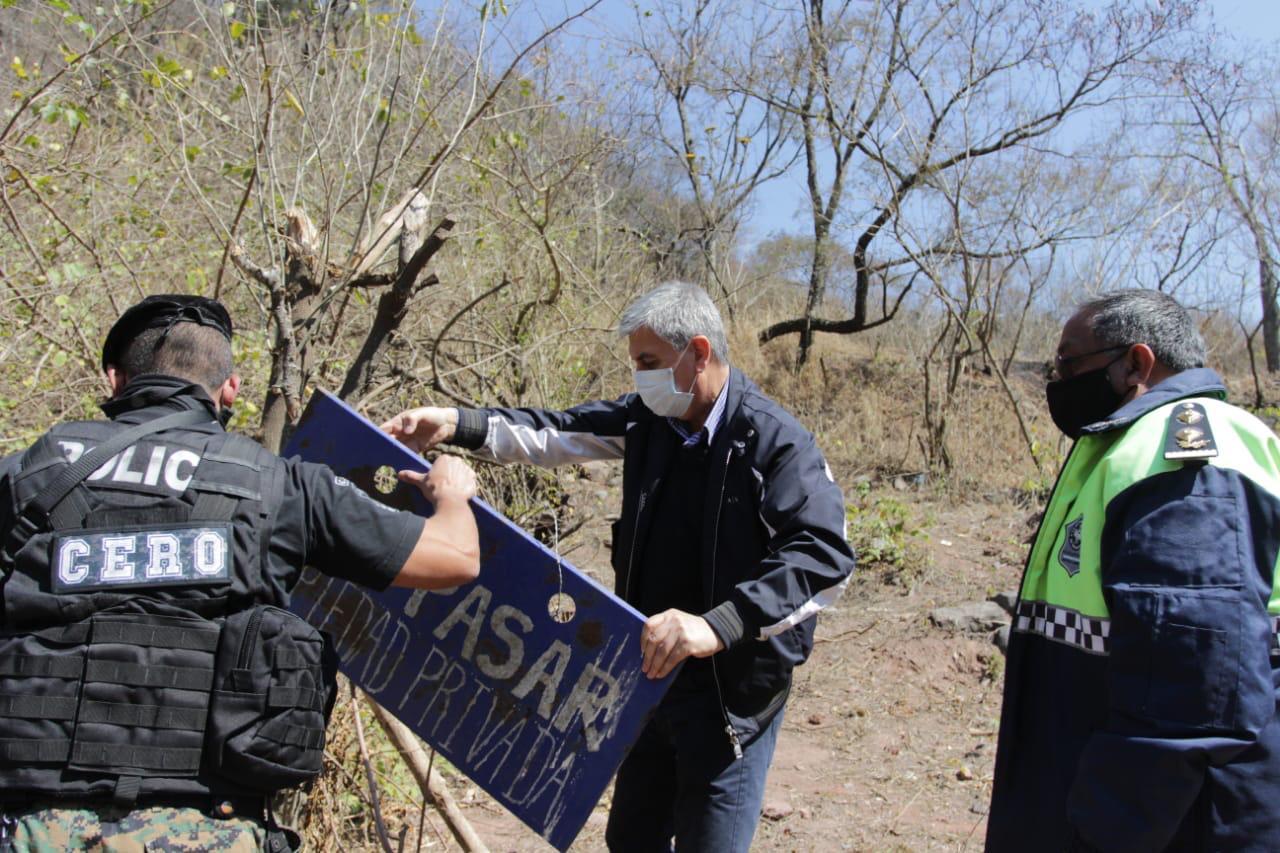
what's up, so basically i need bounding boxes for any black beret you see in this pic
[101,294,234,371]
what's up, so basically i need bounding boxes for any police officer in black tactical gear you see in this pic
[0,295,481,851]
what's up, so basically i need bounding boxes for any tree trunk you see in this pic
[797,222,832,369]
[337,211,454,401]
[1260,253,1279,372]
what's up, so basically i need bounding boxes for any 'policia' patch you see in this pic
[52,524,232,593]
[1058,517,1083,578]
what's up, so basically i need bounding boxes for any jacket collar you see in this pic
[100,374,224,426]
[719,366,752,436]
[1078,367,1227,435]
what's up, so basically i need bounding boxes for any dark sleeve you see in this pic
[1066,464,1280,851]
[0,452,18,543]
[272,458,422,591]
[702,427,855,652]
[450,397,632,466]
[0,452,21,481]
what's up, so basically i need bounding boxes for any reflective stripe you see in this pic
[1013,600,1110,656]
[757,571,853,639]
[482,417,625,467]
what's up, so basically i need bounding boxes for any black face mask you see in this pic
[1045,353,1128,439]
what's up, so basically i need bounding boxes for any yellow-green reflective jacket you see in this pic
[988,368,1280,853]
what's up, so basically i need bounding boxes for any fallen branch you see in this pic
[352,686,398,853]
[365,695,490,853]
[814,619,880,645]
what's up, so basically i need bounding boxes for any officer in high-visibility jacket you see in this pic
[0,295,482,851]
[987,289,1280,852]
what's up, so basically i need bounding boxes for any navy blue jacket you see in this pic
[987,369,1280,852]
[450,367,854,742]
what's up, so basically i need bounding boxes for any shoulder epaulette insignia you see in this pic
[1164,400,1218,461]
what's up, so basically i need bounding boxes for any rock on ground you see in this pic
[929,600,1011,633]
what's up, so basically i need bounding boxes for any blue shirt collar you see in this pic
[668,373,729,448]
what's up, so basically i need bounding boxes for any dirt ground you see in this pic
[414,467,1032,853]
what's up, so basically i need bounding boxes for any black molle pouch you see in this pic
[0,625,87,769]
[205,605,335,792]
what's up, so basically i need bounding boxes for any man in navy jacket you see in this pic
[987,290,1280,851]
[384,281,854,852]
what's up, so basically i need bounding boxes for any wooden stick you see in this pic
[365,695,490,853]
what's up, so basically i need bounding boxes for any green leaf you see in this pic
[229,20,246,40]
[184,145,201,163]
[156,56,184,77]
[66,104,87,129]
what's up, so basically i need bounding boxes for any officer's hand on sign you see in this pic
[640,608,725,679]
[391,454,482,590]
[398,454,477,505]
[382,406,457,452]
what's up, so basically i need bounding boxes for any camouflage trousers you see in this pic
[1,803,267,852]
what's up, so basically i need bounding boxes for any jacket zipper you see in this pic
[238,606,266,671]
[709,443,743,760]
[623,481,656,603]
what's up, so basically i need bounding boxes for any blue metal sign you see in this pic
[283,390,673,851]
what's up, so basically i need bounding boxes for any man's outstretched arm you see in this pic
[392,455,481,589]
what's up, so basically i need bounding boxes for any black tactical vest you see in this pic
[0,412,333,804]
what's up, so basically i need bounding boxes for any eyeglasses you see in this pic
[1050,345,1129,381]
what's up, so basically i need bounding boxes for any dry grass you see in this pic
[733,325,1061,500]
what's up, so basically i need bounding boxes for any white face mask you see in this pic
[634,345,695,418]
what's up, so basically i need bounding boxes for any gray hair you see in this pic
[1080,289,1206,371]
[618,281,730,362]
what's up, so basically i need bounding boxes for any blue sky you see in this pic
[432,0,1280,257]
[1211,0,1280,38]
[736,0,1280,243]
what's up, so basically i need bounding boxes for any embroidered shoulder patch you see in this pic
[1058,517,1083,578]
[52,524,232,593]
[1164,401,1218,461]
